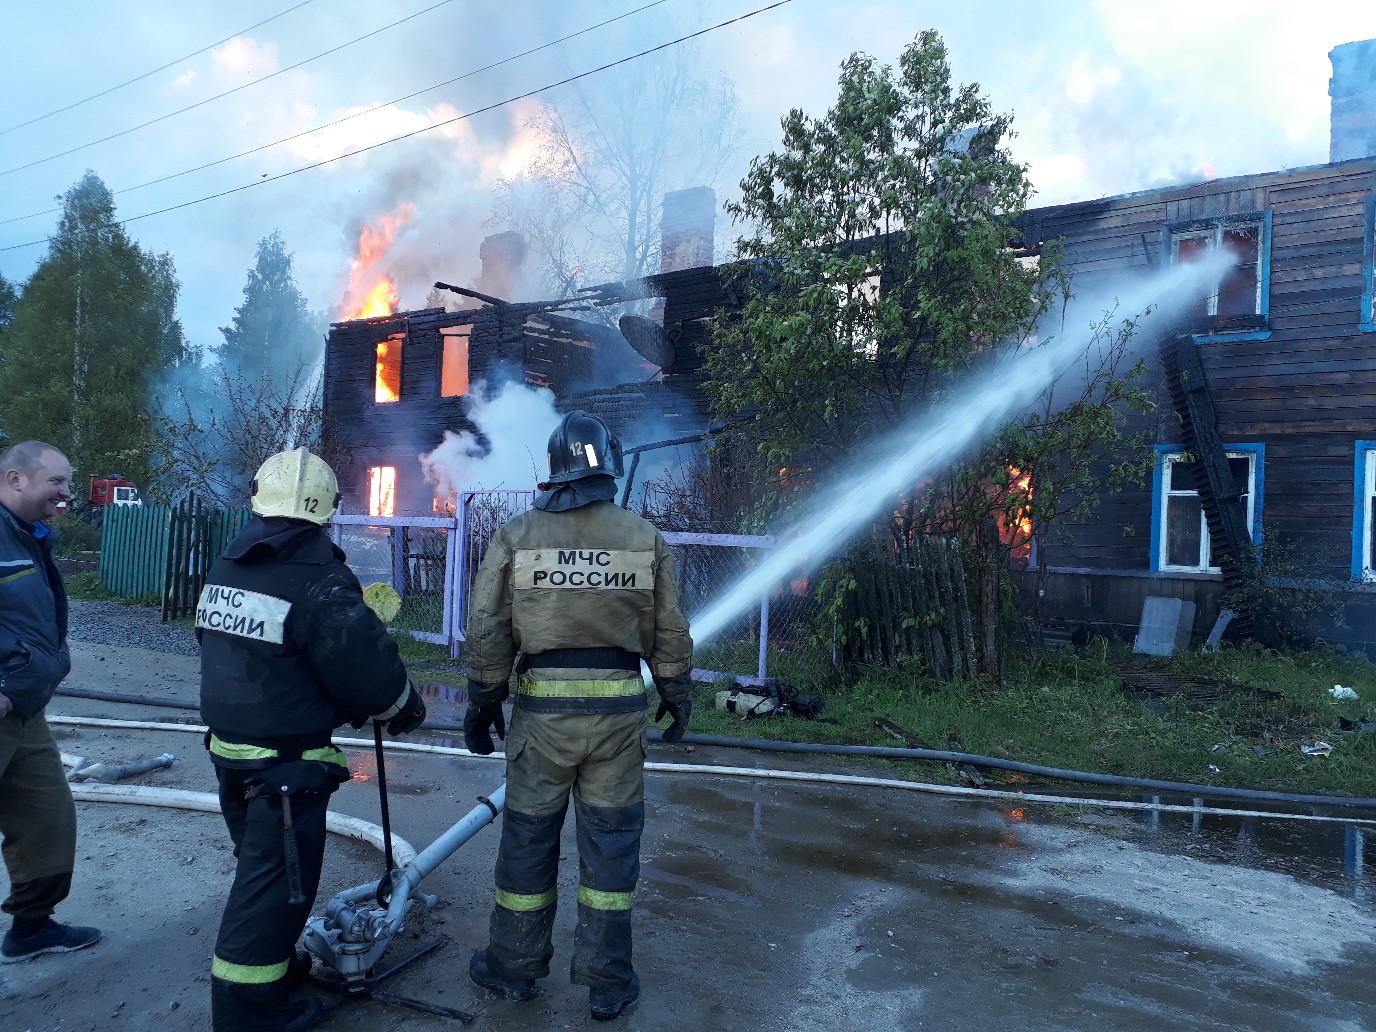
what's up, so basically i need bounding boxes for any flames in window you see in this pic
[368,466,396,517]
[375,333,403,403]
[999,466,1033,559]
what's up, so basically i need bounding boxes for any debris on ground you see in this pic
[71,753,176,783]
[1300,741,1333,758]
[1329,685,1360,700]
[873,717,988,788]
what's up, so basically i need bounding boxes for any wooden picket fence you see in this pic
[836,537,978,681]
[99,499,251,620]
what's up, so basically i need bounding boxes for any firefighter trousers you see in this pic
[0,713,76,926]
[211,766,329,1032]
[485,706,646,993]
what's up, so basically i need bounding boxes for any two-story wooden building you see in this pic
[1017,154,1376,656]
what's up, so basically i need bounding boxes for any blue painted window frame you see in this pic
[1360,197,1376,333]
[1354,441,1376,581]
[1163,211,1273,343]
[1150,443,1265,573]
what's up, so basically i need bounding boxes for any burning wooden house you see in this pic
[322,37,1376,657]
[322,190,722,516]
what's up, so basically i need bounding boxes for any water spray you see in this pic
[690,254,1234,645]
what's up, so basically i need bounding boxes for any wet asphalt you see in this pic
[2,607,1373,1031]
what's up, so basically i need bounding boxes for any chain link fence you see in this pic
[332,495,822,679]
[331,515,460,646]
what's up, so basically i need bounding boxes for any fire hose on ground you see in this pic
[52,685,1376,813]
[46,706,1376,1020]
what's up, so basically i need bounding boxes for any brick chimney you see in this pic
[659,187,716,273]
[1329,39,1376,162]
[477,231,526,300]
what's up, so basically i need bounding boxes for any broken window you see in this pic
[1170,215,1267,329]
[440,325,470,398]
[1357,443,1376,581]
[375,332,404,403]
[1153,448,1260,573]
[368,465,396,517]
[832,272,883,358]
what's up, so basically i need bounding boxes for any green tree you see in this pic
[706,31,1153,677]
[0,171,188,494]
[218,230,322,386]
[0,272,17,332]
[156,231,327,503]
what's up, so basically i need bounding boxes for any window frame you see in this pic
[1354,441,1376,582]
[1360,196,1376,333]
[439,324,471,398]
[1163,211,1273,342]
[1150,443,1264,574]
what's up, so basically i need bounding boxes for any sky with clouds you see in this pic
[2,0,1375,356]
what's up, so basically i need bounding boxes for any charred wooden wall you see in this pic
[323,304,596,514]
[1016,157,1376,655]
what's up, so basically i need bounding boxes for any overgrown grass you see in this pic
[64,571,157,606]
[684,638,1376,800]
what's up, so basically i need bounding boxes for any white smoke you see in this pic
[418,379,560,500]
[690,251,1238,645]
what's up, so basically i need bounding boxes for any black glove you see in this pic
[385,685,427,736]
[463,701,507,755]
[654,698,692,744]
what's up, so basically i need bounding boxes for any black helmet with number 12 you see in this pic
[544,411,624,486]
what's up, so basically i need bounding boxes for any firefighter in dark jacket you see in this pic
[197,448,426,1032]
[464,411,693,1022]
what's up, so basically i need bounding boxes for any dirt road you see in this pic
[3,608,1373,1031]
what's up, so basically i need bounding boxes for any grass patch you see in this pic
[681,639,1376,800]
[65,571,157,606]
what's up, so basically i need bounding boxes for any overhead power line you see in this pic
[0,1,317,137]
[0,0,794,255]
[0,0,455,178]
[0,0,672,228]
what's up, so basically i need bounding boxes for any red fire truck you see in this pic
[88,474,142,509]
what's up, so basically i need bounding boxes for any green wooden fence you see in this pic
[99,500,251,619]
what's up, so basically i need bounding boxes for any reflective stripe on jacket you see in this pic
[198,516,409,754]
[465,501,692,709]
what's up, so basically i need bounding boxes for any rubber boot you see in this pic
[469,949,540,1001]
[590,972,640,1021]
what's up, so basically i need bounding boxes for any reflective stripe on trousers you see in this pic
[210,766,329,1032]
[485,706,646,991]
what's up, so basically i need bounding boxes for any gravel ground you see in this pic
[68,598,200,656]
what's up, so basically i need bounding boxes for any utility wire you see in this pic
[0,0,794,253]
[0,0,455,178]
[0,1,317,137]
[0,0,672,228]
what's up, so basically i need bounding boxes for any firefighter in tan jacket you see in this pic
[463,411,693,1022]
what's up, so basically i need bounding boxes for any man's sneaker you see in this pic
[590,974,640,1021]
[468,949,540,1001]
[0,919,102,963]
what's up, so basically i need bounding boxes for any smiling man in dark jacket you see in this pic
[0,440,102,964]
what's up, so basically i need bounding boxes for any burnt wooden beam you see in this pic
[1160,333,1281,648]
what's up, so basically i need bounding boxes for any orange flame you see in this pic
[341,202,415,320]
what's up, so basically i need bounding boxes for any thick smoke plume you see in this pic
[419,379,560,499]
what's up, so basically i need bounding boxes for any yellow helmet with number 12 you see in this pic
[251,447,340,525]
